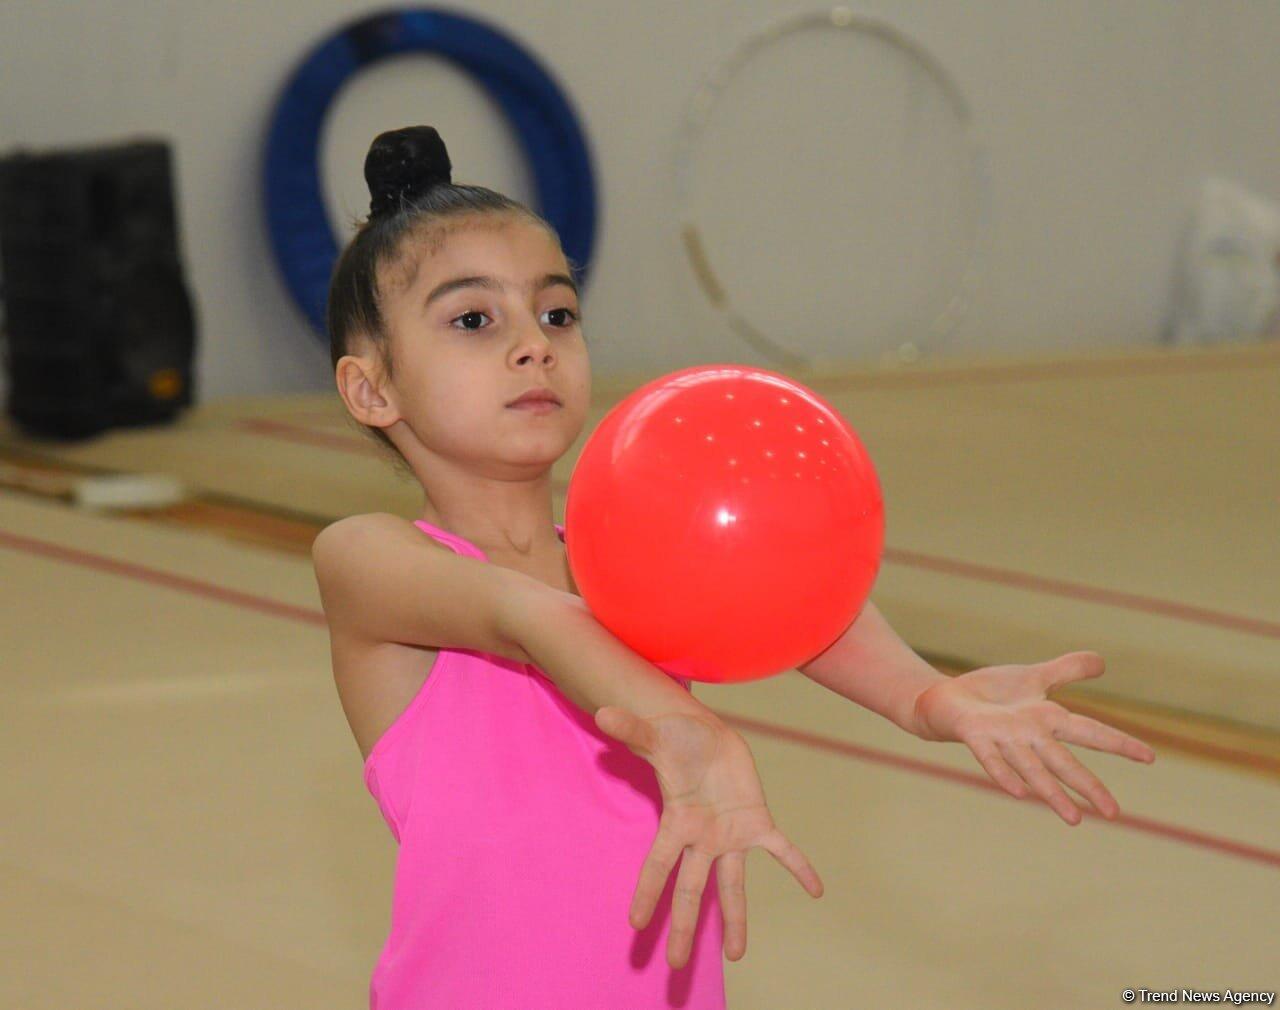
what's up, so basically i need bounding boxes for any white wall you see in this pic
[1,1,1277,403]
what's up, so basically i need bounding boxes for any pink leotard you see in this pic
[362,518,726,1008]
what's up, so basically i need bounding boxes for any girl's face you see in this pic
[375,214,591,475]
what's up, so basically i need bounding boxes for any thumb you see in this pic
[1040,650,1105,691]
[595,706,655,757]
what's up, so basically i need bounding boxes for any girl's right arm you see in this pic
[502,583,704,720]
[504,583,825,970]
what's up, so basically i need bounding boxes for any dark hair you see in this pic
[327,125,569,477]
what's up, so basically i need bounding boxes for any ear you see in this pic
[335,351,400,429]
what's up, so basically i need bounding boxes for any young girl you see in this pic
[314,126,1156,1009]
[315,124,819,1009]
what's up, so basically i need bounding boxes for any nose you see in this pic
[512,315,555,366]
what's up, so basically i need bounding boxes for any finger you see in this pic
[997,739,1083,826]
[1041,651,1105,693]
[630,827,685,930]
[968,737,1031,799]
[1058,712,1157,763]
[716,850,748,961]
[1031,737,1120,820]
[759,828,824,898]
[668,847,713,970]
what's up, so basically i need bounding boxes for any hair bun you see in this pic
[364,126,452,220]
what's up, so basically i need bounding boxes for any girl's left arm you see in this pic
[796,599,948,735]
[797,599,1157,825]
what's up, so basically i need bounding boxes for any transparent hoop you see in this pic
[673,5,993,371]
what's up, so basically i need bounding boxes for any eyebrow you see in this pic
[424,272,579,309]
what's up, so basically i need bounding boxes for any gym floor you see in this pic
[2,338,1276,1008]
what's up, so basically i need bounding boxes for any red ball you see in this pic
[565,365,884,684]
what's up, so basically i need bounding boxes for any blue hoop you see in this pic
[263,8,598,337]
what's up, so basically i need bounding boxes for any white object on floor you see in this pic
[71,473,188,511]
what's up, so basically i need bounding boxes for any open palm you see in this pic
[594,705,824,969]
[912,651,1157,824]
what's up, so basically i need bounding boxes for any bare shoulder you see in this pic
[311,512,445,593]
[313,512,446,762]
[314,510,439,554]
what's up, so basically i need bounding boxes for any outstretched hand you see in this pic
[911,650,1157,825]
[594,705,824,969]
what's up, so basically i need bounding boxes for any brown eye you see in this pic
[545,308,579,327]
[451,311,490,331]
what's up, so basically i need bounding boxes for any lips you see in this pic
[507,389,561,406]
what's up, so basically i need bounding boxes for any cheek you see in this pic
[409,367,498,435]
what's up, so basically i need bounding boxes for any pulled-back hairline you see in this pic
[377,207,553,301]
